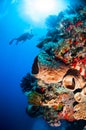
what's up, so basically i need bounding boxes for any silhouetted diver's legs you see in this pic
[9,39,16,45]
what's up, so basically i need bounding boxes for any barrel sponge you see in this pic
[74,91,86,103]
[62,69,86,91]
[73,103,86,120]
[34,61,69,84]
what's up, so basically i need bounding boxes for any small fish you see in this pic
[53,105,58,110]
[75,20,83,27]
[84,72,86,78]
[81,56,86,64]
[79,67,82,73]
[74,41,79,45]
[40,87,45,93]
[66,24,74,31]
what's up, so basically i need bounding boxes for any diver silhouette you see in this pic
[9,32,34,45]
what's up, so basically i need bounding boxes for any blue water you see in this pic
[0,0,86,130]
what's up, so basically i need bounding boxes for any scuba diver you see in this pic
[9,32,34,45]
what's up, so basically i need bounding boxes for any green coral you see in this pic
[28,91,43,106]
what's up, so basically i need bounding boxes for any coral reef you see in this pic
[21,4,86,128]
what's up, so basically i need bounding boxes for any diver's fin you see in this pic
[9,38,16,45]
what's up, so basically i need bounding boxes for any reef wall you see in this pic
[20,4,86,128]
